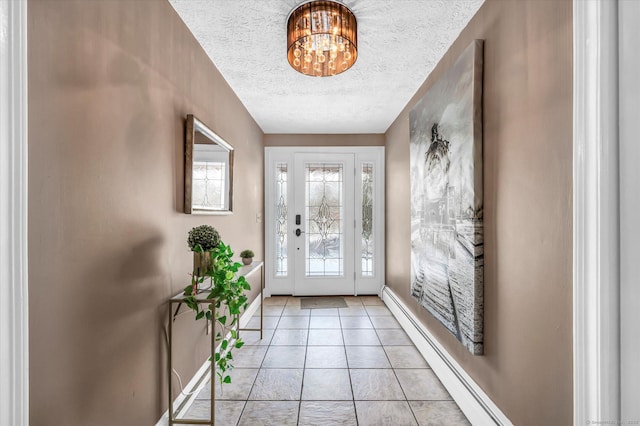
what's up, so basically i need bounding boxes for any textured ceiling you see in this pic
[169,0,484,134]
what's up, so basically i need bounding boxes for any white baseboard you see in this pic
[381,286,512,426]
[156,293,263,425]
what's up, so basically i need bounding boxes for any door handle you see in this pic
[295,228,304,237]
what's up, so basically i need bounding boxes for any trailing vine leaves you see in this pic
[183,240,251,386]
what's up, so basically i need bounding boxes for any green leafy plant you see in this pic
[183,229,251,386]
[239,249,254,259]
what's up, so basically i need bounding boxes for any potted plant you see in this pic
[239,249,254,265]
[183,225,251,386]
[187,224,220,277]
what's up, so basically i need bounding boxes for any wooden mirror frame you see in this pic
[184,114,234,214]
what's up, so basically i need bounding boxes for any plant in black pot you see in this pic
[239,249,254,265]
[183,225,251,386]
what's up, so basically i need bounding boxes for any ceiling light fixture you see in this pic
[287,0,357,77]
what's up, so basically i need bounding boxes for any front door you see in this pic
[265,147,385,296]
[293,153,355,295]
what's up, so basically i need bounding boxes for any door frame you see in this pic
[0,0,29,425]
[264,146,385,297]
[572,0,625,423]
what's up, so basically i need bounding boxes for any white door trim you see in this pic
[573,0,620,424]
[0,0,29,425]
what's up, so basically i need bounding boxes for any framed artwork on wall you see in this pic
[409,40,484,355]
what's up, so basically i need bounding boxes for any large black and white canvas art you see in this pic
[409,40,484,355]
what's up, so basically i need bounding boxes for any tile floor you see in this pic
[183,296,470,426]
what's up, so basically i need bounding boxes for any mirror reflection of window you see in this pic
[192,143,229,211]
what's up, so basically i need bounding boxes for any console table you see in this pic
[167,260,264,425]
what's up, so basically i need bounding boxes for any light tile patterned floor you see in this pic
[183,296,470,425]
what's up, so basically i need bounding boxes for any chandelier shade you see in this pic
[287,0,357,77]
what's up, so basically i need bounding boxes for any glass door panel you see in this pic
[275,163,288,277]
[361,163,374,276]
[306,163,344,277]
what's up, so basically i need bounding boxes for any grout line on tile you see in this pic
[296,309,311,426]
[340,314,359,426]
[233,400,248,426]
[370,304,422,426]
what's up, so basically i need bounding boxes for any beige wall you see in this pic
[385,0,573,424]
[28,1,264,425]
[264,133,384,146]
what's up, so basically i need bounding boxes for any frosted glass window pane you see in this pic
[305,163,344,277]
[275,163,288,276]
[192,161,225,210]
[362,163,374,276]
[308,182,324,206]
[193,164,207,180]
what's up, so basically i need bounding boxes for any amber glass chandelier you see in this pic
[287,0,357,77]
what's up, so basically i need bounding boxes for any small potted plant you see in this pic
[239,249,254,265]
[188,224,220,277]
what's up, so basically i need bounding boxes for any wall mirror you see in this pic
[184,114,234,214]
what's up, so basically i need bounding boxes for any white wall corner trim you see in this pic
[573,0,620,425]
[0,0,29,425]
[381,287,513,426]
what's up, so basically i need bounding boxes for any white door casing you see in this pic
[265,147,384,297]
[0,0,29,425]
[573,0,621,424]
